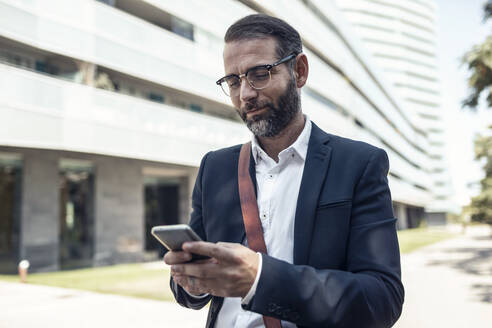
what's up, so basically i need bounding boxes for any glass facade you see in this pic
[0,153,22,274]
[59,159,94,269]
[144,176,180,257]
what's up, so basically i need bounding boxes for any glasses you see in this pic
[216,53,297,97]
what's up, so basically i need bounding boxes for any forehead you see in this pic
[223,37,278,74]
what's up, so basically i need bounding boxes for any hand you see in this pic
[163,249,193,265]
[169,241,259,298]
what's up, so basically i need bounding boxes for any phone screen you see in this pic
[151,225,210,261]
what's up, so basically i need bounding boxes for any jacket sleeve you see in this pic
[242,148,404,327]
[169,152,213,310]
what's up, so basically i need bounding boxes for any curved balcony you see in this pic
[0,0,227,105]
[339,4,436,34]
[343,12,437,44]
[366,43,438,68]
[0,63,249,166]
[264,0,427,149]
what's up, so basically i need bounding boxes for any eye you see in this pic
[227,77,240,89]
[227,78,239,88]
[249,68,270,81]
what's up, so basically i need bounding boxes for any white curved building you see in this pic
[335,0,454,218]
[0,0,434,272]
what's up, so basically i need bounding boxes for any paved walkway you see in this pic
[0,282,208,328]
[1,225,490,328]
[395,225,492,328]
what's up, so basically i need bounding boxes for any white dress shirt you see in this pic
[214,117,312,328]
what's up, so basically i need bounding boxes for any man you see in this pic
[165,14,404,328]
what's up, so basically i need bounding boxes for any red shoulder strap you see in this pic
[238,142,282,328]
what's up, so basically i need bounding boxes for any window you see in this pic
[96,0,116,6]
[0,152,22,274]
[59,159,94,269]
[35,60,46,73]
[144,176,181,257]
[189,104,203,113]
[171,16,194,41]
[149,92,165,104]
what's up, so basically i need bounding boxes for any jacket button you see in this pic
[282,309,291,318]
[289,312,300,321]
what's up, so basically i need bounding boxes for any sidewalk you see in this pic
[395,225,492,328]
[1,225,490,328]
[0,282,208,328]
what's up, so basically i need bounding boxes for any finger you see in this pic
[174,276,212,295]
[182,242,236,262]
[192,257,218,265]
[216,242,238,249]
[171,261,219,279]
[163,250,192,265]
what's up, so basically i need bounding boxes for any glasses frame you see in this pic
[216,53,297,97]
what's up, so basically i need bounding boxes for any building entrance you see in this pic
[59,160,94,269]
[0,153,22,274]
[144,176,180,257]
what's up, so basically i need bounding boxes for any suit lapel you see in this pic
[293,123,332,265]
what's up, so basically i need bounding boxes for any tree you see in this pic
[462,1,492,226]
[462,36,492,109]
[462,0,492,109]
[467,130,492,225]
[485,0,492,21]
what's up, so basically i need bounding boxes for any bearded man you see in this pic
[164,14,404,328]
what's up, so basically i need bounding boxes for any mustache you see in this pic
[242,101,273,112]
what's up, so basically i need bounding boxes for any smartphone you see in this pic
[151,224,210,261]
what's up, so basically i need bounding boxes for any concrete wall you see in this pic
[93,157,145,266]
[20,149,60,272]
[426,212,447,226]
[180,167,199,224]
[395,202,409,230]
[0,146,195,272]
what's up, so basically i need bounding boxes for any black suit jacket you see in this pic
[170,122,404,327]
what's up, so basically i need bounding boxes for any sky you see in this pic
[436,0,492,208]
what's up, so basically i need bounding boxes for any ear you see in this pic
[294,53,309,88]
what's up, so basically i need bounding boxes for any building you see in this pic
[335,0,455,223]
[0,0,434,273]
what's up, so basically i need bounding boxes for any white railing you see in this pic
[0,62,433,207]
[354,28,437,58]
[0,0,227,104]
[1,0,430,169]
[0,63,249,167]
[264,0,427,150]
[389,177,434,206]
[343,12,437,44]
[339,1,436,33]
[354,129,432,192]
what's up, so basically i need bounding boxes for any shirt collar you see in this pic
[251,115,312,164]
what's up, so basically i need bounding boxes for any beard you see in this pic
[237,78,300,137]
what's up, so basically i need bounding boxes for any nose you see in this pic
[239,77,258,103]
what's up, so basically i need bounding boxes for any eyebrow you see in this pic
[225,63,272,77]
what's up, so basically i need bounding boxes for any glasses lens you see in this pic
[247,67,271,89]
[220,76,241,96]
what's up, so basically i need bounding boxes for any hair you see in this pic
[224,14,303,65]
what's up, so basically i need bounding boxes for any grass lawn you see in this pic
[0,262,175,301]
[0,228,458,301]
[398,227,458,254]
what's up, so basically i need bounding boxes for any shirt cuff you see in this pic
[241,252,262,305]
